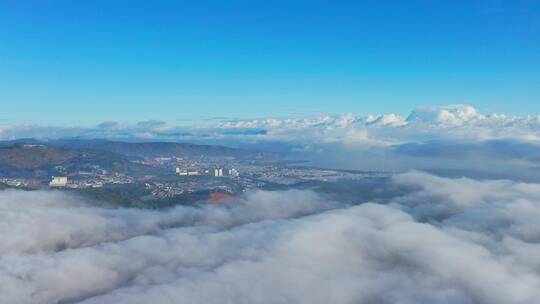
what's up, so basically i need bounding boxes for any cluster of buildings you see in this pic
[145,182,185,198]
[47,172,134,189]
[175,167,240,178]
[228,168,240,178]
[49,176,68,187]
[175,168,201,176]
[0,178,40,188]
[144,178,239,199]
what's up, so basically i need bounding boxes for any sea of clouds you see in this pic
[2,172,540,304]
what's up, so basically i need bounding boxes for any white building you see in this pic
[214,168,223,177]
[176,168,199,176]
[49,176,68,187]
[228,168,240,178]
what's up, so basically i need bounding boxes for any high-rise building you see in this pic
[214,168,223,177]
[228,168,240,178]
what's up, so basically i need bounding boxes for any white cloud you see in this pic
[217,104,540,143]
[366,113,407,126]
[406,104,482,125]
[2,104,540,144]
[2,173,540,303]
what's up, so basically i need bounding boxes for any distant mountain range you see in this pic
[0,139,269,179]
[0,143,154,179]
[0,138,270,158]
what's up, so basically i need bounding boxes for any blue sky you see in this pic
[0,0,538,125]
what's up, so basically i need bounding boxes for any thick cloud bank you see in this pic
[2,172,540,304]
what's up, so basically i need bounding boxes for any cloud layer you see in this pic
[2,104,540,144]
[2,172,540,304]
